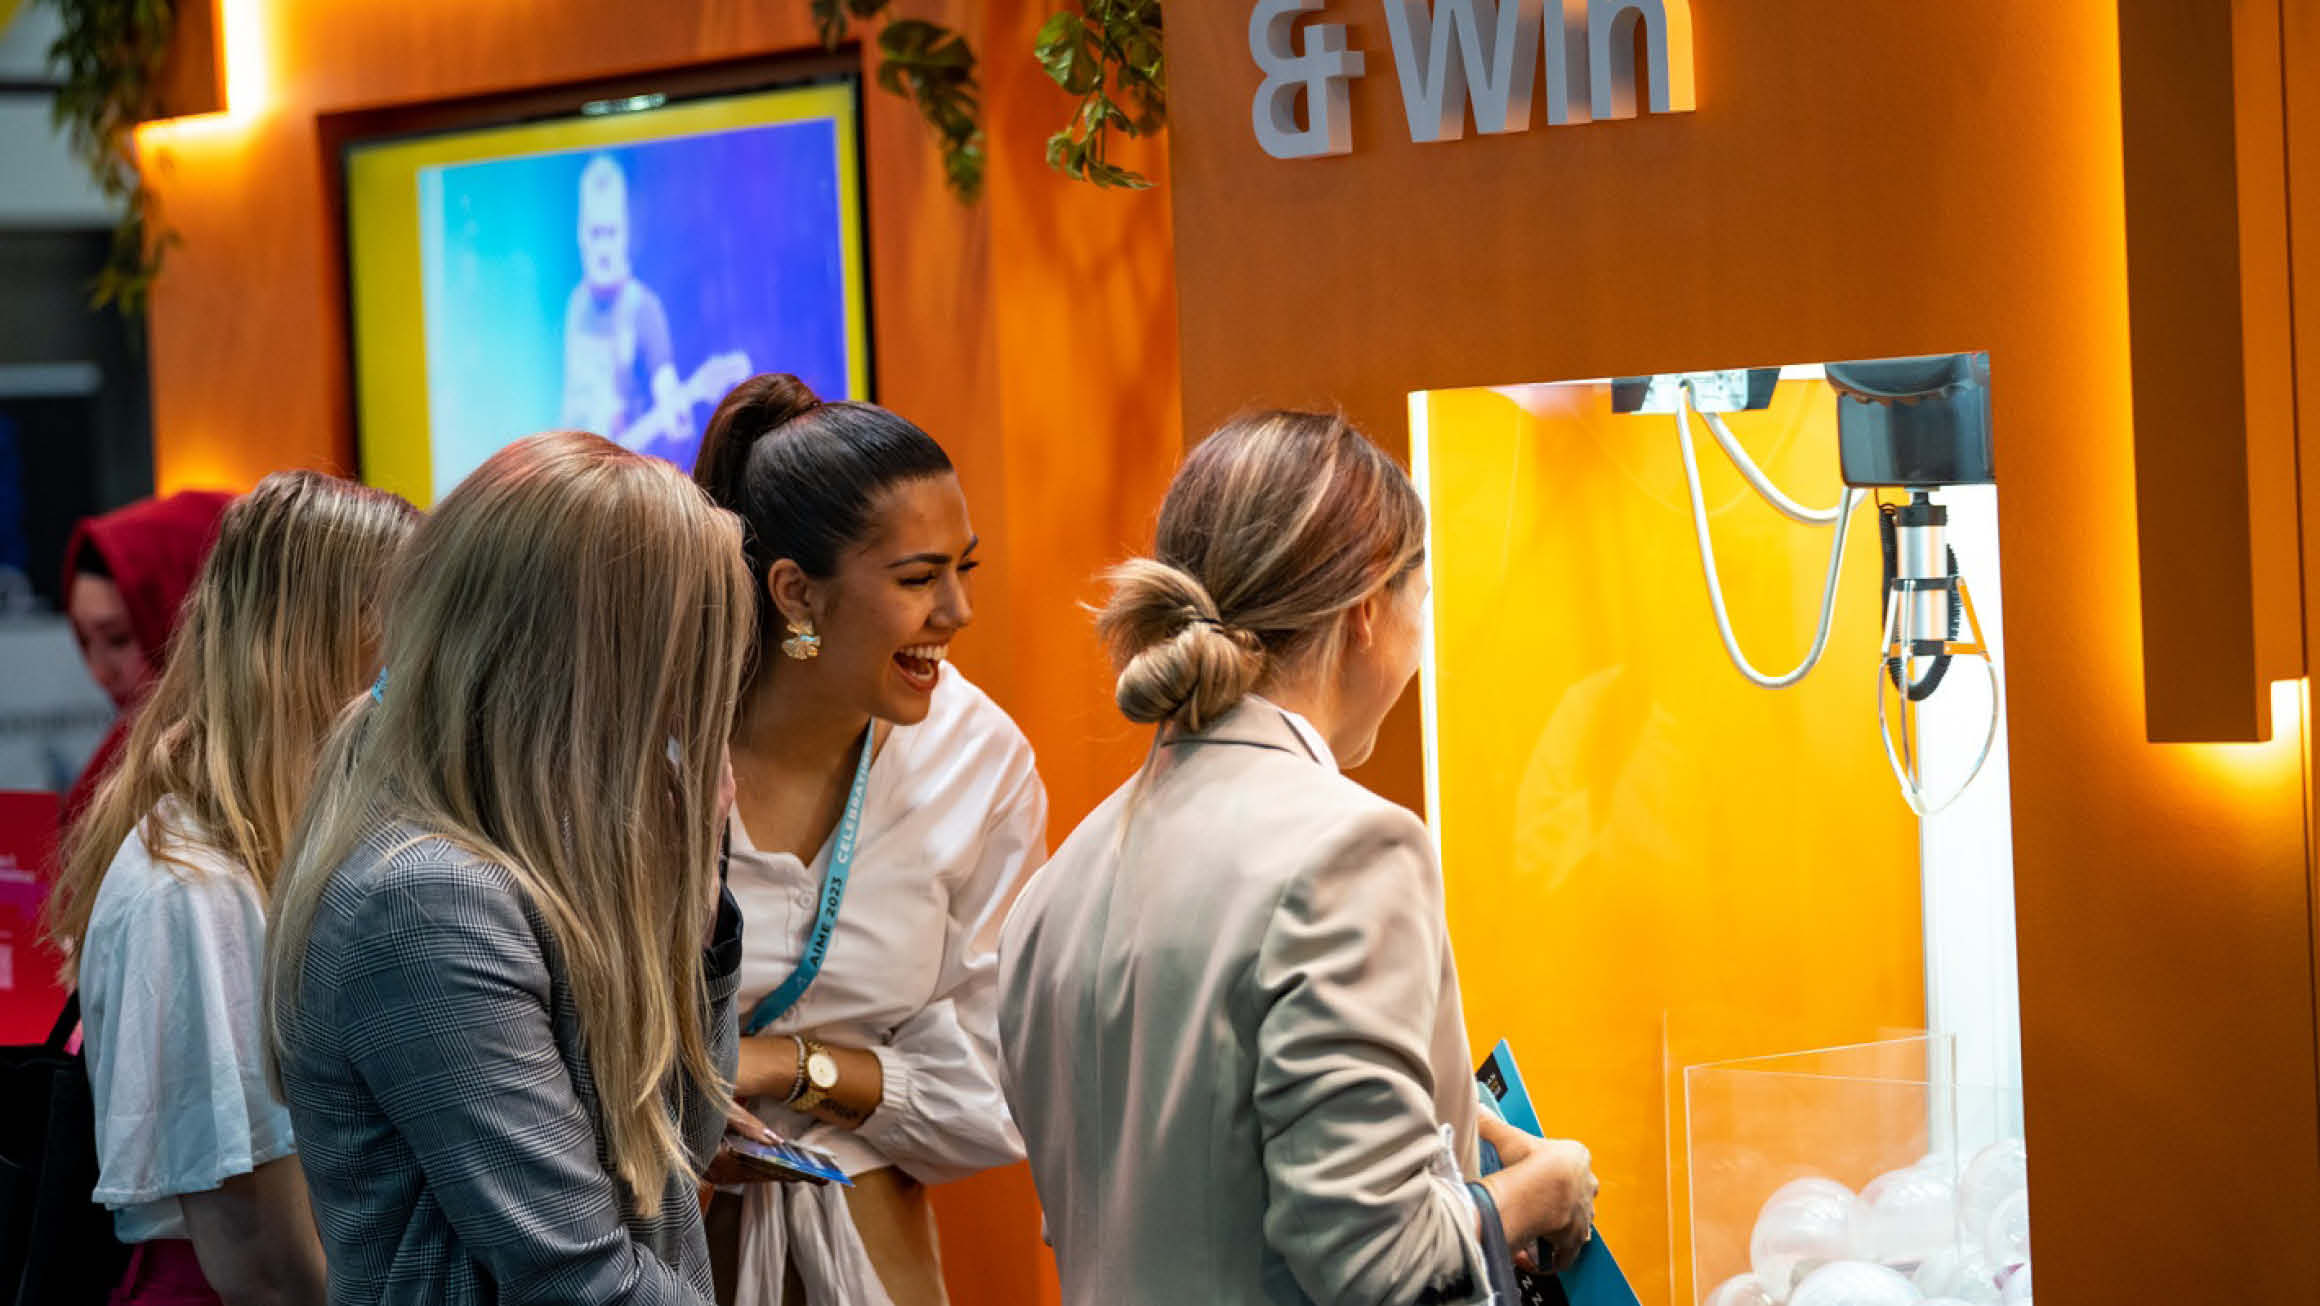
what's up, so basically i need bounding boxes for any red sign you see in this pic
[0,791,67,1043]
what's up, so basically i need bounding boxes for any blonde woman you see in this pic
[997,412,1600,1306]
[690,375,1047,1306]
[265,433,757,1305]
[49,471,417,1306]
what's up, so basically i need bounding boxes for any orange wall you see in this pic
[1420,383,1924,1304]
[137,4,1180,1303]
[1165,2,2320,1303]
[2291,0,2320,1099]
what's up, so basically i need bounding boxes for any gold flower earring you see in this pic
[781,618,822,661]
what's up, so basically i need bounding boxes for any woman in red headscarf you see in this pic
[58,491,234,826]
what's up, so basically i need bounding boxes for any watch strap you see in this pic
[789,1038,836,1113]
[780,1034,810,1107]
[1467,1179,1523,1303]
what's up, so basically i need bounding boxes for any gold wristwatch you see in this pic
[788,1037,842,1114]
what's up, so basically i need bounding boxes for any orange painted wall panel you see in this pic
[2289,0,2320,1092]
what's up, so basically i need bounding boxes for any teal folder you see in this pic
[1475,1040,1643,1306]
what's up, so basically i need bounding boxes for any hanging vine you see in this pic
[42,1,1166,313]
[812,0,1165,198]
[42,0,181,317]
[869,16,989,199]
[1035,0,1164,189]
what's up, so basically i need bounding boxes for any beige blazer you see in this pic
[997,698,1488,1306]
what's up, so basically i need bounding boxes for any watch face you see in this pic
[808,1051,841,1090]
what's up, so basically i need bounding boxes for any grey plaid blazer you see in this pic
[276,822,741,1305]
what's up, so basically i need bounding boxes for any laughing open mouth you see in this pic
[894,642,948,690]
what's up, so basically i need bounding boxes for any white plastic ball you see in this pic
[1751,1183,1861,1301]
[1980,1190,2031,1272]
[1957,1140,2027,1236]
[1768,1177,1861,1208]
[1914,1247,2001,1305]
[1705,1273,1779,1306]
[1848,1165,1959,1266]
[1789,1260,1922,1306]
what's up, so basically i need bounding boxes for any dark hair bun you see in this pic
[692,373,822,508]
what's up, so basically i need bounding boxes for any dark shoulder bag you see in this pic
[0,994,128,1305]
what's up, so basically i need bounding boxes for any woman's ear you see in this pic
[766,560,818,628]
[1345,588,1382,651]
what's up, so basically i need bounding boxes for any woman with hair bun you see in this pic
[998,411,1600,1306]
[691,375,1047,1306]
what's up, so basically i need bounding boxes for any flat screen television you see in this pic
[342,76,869,506]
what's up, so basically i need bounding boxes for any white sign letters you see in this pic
[1251,0,1370,159]
[1251,0,1697,159]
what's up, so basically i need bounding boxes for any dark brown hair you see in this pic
[692,374,953,660]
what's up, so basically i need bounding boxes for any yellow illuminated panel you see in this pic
[1414,382,1927,1305]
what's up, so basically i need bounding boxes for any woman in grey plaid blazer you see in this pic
[265,433,767,1305]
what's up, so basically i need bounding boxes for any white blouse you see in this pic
[79,804,297,1242]
[726,665,1047,1181]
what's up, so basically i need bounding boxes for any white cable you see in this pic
[1675,387,1862,689]
[1701,409,1848,524]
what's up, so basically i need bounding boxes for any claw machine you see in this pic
[1163,1,2320,1303]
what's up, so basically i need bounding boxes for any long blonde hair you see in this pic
[265,431,753,1206]
[1099,410,1426,732]
[48,472,418,978]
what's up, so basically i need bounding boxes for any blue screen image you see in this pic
[418,117,853,498]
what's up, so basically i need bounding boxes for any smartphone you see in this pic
[721,1133,853,1187]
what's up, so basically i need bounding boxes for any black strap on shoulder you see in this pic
[46,990,79,1052]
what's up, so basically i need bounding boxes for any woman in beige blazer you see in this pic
[998,411,1597,1306]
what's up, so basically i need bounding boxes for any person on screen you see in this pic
[561,154,749,462]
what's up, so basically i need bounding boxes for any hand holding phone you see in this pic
[702,1100,852,1187]
[708,1132,852,1187]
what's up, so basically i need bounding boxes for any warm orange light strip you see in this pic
[2178,678,2310,797]
[135,0,268,141]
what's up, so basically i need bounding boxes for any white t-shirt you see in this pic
[78,803,296,1242]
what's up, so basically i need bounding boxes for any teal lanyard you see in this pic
[743,723,875,1036]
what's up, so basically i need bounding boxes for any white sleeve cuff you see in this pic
[863,1040,917,1144]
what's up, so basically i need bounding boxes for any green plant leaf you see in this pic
[43,0,179,317]
[869,15,987,202]
[1033,0,1165,192]
[1034,11,1080,78]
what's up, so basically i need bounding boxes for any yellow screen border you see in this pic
[344,79,869,507]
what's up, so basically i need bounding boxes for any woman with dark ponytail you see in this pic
[692,375,1047,1306]
[997,412,1600,1306]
